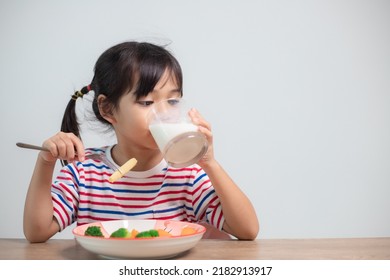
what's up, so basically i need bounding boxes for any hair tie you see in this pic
[71,91,84,101]
[71,85,92,101]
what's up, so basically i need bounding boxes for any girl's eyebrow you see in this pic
[169,90,183,98]
[152,86,180,92]
[170,89,182,94]
[151,88,181,95]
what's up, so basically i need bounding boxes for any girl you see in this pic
[23,41,259,242]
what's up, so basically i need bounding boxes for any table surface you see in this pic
[1,237,389,260]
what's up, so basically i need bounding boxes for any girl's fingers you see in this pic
[198,125,213,142]
[188,109,216,164]
[189,108,211,131]
[70,133,85,162]
[56,137,68,159]
[42,132,85,162]
[189,108,213,143]
[44,140,59,158]
[61,133,77,161]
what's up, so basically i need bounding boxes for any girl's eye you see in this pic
[137,101,154,106]
[167,99,180,105]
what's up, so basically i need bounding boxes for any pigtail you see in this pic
[60,85,91,166]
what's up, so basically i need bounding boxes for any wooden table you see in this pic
[1,238,389,260]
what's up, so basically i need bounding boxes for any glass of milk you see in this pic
[147,98,208,168]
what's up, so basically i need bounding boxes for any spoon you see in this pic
[16,142,117,170]
[16,142,137,182]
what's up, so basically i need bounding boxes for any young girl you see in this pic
[23,41,259,242]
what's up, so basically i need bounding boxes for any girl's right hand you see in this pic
[40,132,85,163]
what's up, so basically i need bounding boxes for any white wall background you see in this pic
[0,0,389,239]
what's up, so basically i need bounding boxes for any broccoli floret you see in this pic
[110,227,130,238]
[84,226,104,237]
[136,229,159,238]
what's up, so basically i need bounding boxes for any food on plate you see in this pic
[109,228,139,238]
[109,228,171,238]
[157,229,172,237]
[84,225,196,239]
[180,227,197,236]
[135,229,159,238]
[84,226,104,237]
[110,227,131,238]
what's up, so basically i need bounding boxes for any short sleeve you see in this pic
[51,163,81,231]
[191,169,225,230]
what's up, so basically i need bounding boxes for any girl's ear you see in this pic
[97,94,116,124]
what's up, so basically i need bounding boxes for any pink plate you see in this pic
[73,219,205,259]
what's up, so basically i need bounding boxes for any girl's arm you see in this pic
[190,109,259,240]
[24,155,60,242]
[23,132,85,242]
[201,160,259,240]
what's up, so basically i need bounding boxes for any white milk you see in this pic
[149,122,207,166]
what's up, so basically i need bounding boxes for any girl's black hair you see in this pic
[60,42,183,163]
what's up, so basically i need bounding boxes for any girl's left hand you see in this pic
[188,108,215,167]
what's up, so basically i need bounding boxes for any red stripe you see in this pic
[198,208,207,220]
[209,196,219,222]
[52,196,70,220]
[81,177,165,186]
[82,170,112,177]
[79,196,192,208]
[77,215,116,225]
[78,189,193,200]
[109,180,165,186]
[150,174,165,179]
[192,183,212,205]
[53,208,66,229]
[56,176,74,182]
[76,215,194,226]
[83,170,194,181]
[52,183,78,204]
[164,175,195,180]
[154,212,186,220]
[60,169,74,177]
[191,179,211,195]
[167,167,201,173]
[216,210,223,229]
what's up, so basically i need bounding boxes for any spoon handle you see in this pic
[16,142,49,152]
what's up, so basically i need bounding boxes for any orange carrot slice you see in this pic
[180,227,197,236]
[157,229,172,237]
[128,229,139,239]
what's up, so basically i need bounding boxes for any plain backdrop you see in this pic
[0,0,389,239]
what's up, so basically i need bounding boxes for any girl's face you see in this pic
[110,70,182,152]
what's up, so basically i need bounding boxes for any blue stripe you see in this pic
[161,182,192,188]
[87,148,105,153]
[53,181,77,193]
[205,210,211,223]
[80,182,193,193]
[80,185,158,193]
[78,208,154,216]
[52,192,73,211]
[78,204,191,216]
[194,189,216,215]
[79,205,187,216]
[153,204,185,214]
[81,162,111,170]
[193,173,206,185]
[66,164,80,187]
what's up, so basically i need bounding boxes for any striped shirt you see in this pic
[51,146,224,231]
